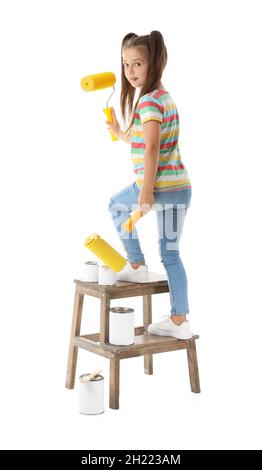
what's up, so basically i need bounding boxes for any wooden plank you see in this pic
[75,284,101,298]
[75,337,112,359]
[119,340,188,359]
[135,326,145,335]
[187,339,201,393]
[74,275,168,294]
[65,286,84,388]
[110,354,120,409]
[81,333,100,342]
[143,295,153,375]
[109,285,169,299]
[100,292,110,343]
[103,334,199,359]
[105,333,198,349]
[74,276,169,301]
[76,333,199,361]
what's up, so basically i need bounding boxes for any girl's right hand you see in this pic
[105,108,121,138]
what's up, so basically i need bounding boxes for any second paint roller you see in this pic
[85,234,126,272]
[80,72,118,141]
[84,211,144,273]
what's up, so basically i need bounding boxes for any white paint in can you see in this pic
[109,307,135,345]
[79,374,104,415]
[98,265,117,285]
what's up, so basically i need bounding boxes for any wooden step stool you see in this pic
[65,273,200,409]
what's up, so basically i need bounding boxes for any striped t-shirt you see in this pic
[130,89,191,192]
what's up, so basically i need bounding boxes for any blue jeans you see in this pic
[108,182,192,315]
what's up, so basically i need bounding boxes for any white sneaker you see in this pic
[117,262,149,283]
[148,315,192,340]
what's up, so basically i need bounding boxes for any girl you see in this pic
[106,31,192,340]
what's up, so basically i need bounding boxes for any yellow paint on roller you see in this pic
[122,207,143,233]
[80,72,116,92]
[103,107,118,141]
[84,234,126,272]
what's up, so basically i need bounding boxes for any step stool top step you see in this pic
[74,272,168,293]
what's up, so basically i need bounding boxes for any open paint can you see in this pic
[109,307,135,345]
[79,373,104,415]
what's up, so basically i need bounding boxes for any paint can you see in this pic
[82,261,98,282]
[98,265,117,285]
[79,374,104,415]
[109,307,135,345]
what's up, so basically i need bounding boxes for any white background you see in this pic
[0,0,261,450]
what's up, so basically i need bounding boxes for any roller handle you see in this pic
[122,207,143,233]
[103,107,118,142]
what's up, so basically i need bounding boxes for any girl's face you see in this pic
[122,47,149,89]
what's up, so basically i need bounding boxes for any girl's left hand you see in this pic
[138,189,154,215]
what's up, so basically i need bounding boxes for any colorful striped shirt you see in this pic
[130,89,191,192]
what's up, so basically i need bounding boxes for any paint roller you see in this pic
[84,212,144,273]
[84,233,126,272]
[84,210,144,272]
[121,207,143,234]
[80,72,118,141]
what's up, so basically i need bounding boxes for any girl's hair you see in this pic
[120,31,167,132]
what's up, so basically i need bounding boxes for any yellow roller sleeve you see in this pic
[122,207,143,233]
[84,234,127,272]
[103,107,118,141]
[80,72,116,91]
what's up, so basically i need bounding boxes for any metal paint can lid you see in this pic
[109,307,134,314]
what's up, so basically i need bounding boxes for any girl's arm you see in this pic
[138,120,161,212]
